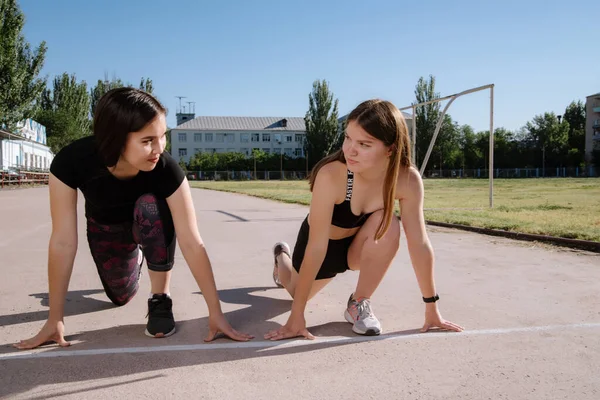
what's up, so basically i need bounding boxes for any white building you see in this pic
[171,116,307,163]
[0,119,54,171]
[585,92,600,163]
[170,109,413,164]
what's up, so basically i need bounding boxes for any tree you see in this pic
[139,77,153,94]
[251,149,268,171]
[178,157,188,173]
[491,128,515,168]
[473,127,521,169]
[35,73,91,153]
[458,124,481,170]
[89,74,124,117]
[165,129,171,153]
[90,74,155,117]
[413,75,441,167]
[592,149,600,168]
[563,100,586,166]
[0,0,47,130]
[525,112,569,171]
[304,79,339,167]
[330,117,346,152]
[435,114,461,171]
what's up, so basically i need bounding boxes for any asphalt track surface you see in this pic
[1,186,598,399]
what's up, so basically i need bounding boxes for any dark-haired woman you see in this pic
[267,99,463,340]
[15,88,253,350]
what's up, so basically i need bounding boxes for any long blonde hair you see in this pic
[308,99,411,240]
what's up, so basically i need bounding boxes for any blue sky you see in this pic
[18,0,599,132]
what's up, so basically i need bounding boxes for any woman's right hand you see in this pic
[264,312,315,341]
[13,319,70,350]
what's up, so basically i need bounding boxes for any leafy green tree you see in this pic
[0,0,47,130]
[304,79,339,166]
[35,73,91,153]
[413,75,440,167]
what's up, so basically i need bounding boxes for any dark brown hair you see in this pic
[308,99,411,240]
[93,87,166,167]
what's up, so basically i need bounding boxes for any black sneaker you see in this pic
[145,294,176,338]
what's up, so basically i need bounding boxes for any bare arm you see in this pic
[47,174,79,321]
[265,164,339,341]
[14,174,78,349]
[167,179,221,314]
[399,167,463,332]
[166,178,253,341]
[290,164,338,316]
[398,168,436,298]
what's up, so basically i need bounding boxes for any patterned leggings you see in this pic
[86,194,176,306]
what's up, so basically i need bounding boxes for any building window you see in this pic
[241,133,249,142]
[194,148,202,155]
[295,134,303,142]
[274,133,282,143]
[251,133,260,142]
[205,148,216,153]
[178,133,187,142]
[194,133,202,142]
[284,148,293,156]
[273,148,281,155]
[262,133,271,142]
[216,133,224,143]
[285,135,292,142]
[262,148,270,154]
[226,134,234,143]
[294,148,303,157]
[227,148,236,152]
[179,148,187,157]
[205,133,213,142]
[240,148,249,156]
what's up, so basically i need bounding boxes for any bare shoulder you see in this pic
[311,161,346,202]
[320,160,346,176]
[395,165,424,201]
[313,160,346,187]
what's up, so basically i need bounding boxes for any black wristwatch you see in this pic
[422,294,439,303]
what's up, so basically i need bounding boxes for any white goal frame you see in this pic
[399,84,495,207]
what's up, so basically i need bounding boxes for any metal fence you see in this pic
[1,169,50,188]
[2,167,596,187]
[186,167,598,181]
[422,166,598,179]
[186,170,309,181]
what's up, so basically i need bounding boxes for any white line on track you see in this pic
[2,322,599,361]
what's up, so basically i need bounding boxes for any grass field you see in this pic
[190,178,600,242]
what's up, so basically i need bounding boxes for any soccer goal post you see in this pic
[399,84,495,207]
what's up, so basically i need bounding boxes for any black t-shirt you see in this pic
[50,136,186,225]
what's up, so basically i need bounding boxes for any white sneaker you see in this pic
[272,242,291,288]
[344,294,382,336]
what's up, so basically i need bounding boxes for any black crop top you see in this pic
[331,170,374,228]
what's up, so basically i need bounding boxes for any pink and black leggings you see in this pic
[86,194,176,306]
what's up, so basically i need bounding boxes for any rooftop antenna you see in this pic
[175,96,186,113]
[186,101,196,114]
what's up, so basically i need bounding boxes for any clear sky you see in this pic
[18,0,599,132]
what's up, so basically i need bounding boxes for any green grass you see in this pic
[190,178,600,242]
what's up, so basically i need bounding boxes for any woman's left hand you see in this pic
[204,313,255,342]
[421,304,464,333]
